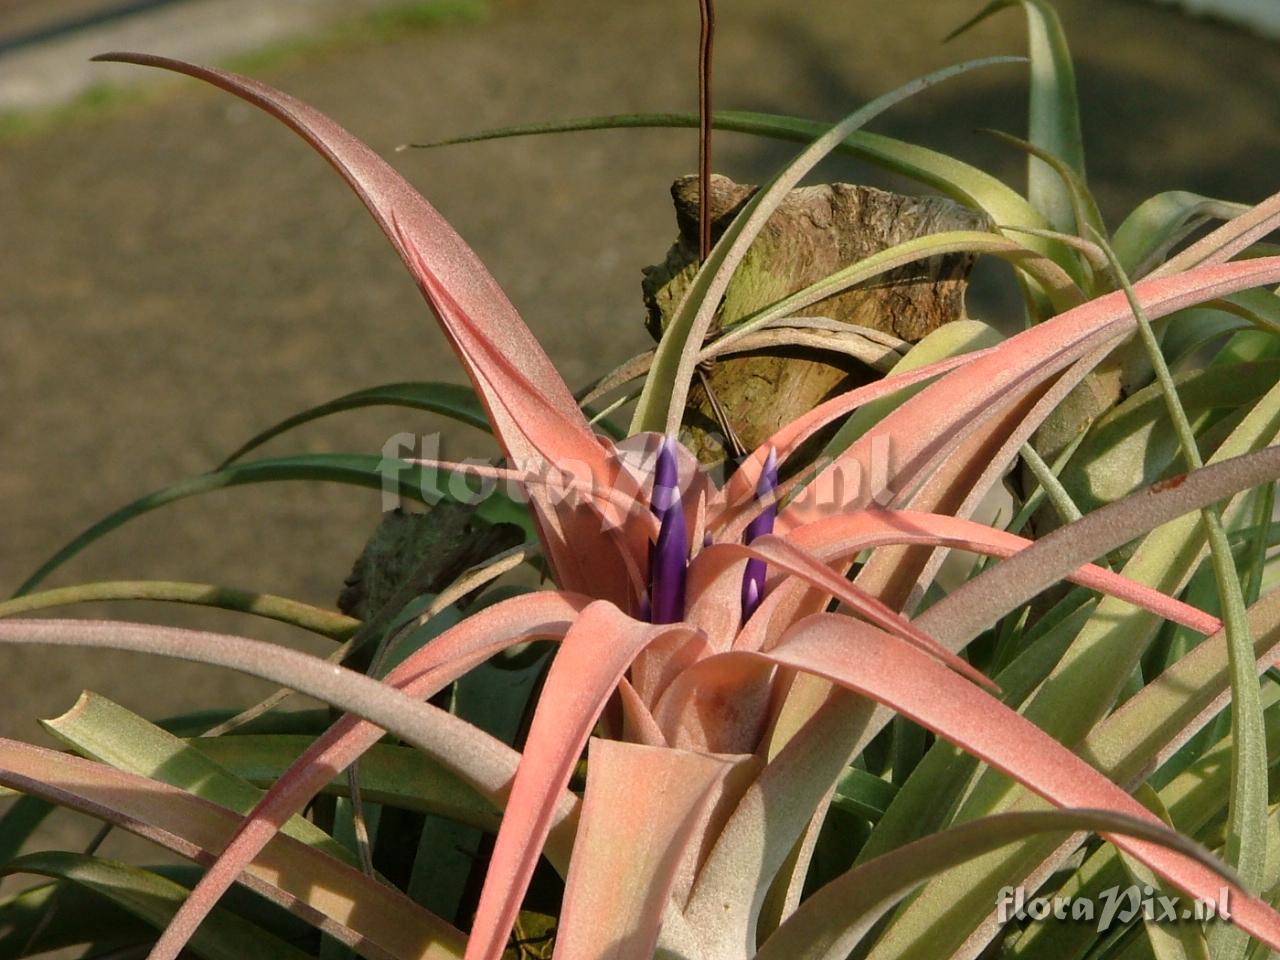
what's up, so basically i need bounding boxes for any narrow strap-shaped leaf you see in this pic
[864,587,1280,960]
[980,128,1104,243]
[714,328,1001,536]
[1095,232,1266,960]
[1153,189,1280,278]
[781,510,1218,635]
[188,735,499,830]
[132,591,587,960]
[408,110,1077,277]
[92,54,597,471]
[919,444,1280,655]
[219,381,490,467]
[683,616,1280,955]
[1118,787,1214,960]
[0,614,577,871]
[94,53,622,599]
[0,580,357,639]
[787,257,1280,528]
[0,793,54,865]
[868,393,1280,958]
[41,692,356,865]
[947,0,1085,232]
[1009,687,1280,960]
[1113,191,1249,278]
[1,851,311,960]
[1056,359,1280,513]
[687,446,1280,951]
[14,453,511,596]
[704,536,996,689]
[0,740,465,958]
[753,810,1219,960]
[706,231,1082,358]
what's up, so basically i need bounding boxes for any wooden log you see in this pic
[642,174,988,465]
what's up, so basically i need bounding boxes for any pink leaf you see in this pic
[787,258,1280,527]
[702,614,1280,954]
[93,53,625,598]
[553,740,739,960]
[705,535,997,691]
[146,591,588,960]
[713,351,991,537]
[466,603,699,960]
[0,739,466,958]
[1153,188,1280,277]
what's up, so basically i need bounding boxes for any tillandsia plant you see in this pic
[3,3,1280,960]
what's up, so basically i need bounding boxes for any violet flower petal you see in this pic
[649,437,689,624]
[741,447,778,620]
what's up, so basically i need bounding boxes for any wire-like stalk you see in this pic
[697,0,715,263]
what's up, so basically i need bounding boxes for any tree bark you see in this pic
[642,174,988,465]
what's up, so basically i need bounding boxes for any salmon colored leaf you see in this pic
[145,591,588,960]
[553,740,742,960]
[0,739,465,959]
[467,603,698,960]
[682,616,1280,956]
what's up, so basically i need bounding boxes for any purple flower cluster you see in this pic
[647,439,778,624]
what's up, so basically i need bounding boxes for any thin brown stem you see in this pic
[698,0,715,263]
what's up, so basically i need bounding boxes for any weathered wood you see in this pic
[338,503,523,623]
[642,174,988,465]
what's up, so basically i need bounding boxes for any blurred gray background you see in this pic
[1,0,1277,859]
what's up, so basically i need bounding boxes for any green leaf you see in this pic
[411,109,1081,285]
[0,852,311,960]
[864,586,1280,960]
[41,692,358,866]
[218,381,624,468]
[1059,360,1280,513]
[1094,231,1269,960]
[709,231,1079,360]
[831,766,898,822]
[219,381,491,467]
[1119,786,1213,960]
[754,810,1227,960]
[1208,289,1280,338]
[863,397,1280,958]
[980,128,1104,242]
[858,592,1096,865]
[0,736,469,958]
[948,0,1085,232]
[190,735,500,831]
[0,580,358,640]
[14,453,528,596]
[0,865,313,955]
[1010,685,1280,960]
[1113,192,1250,278]
[410,646,552,919]
[0,794,53,864]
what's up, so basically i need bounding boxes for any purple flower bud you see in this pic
[741,447,778,620]
[649,436,688,624]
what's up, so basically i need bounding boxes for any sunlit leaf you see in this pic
[0,579,357,640]
[14,453,526,597]
[219,381,491,467]
[0,852,310,960]
[947,0,1085,232]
